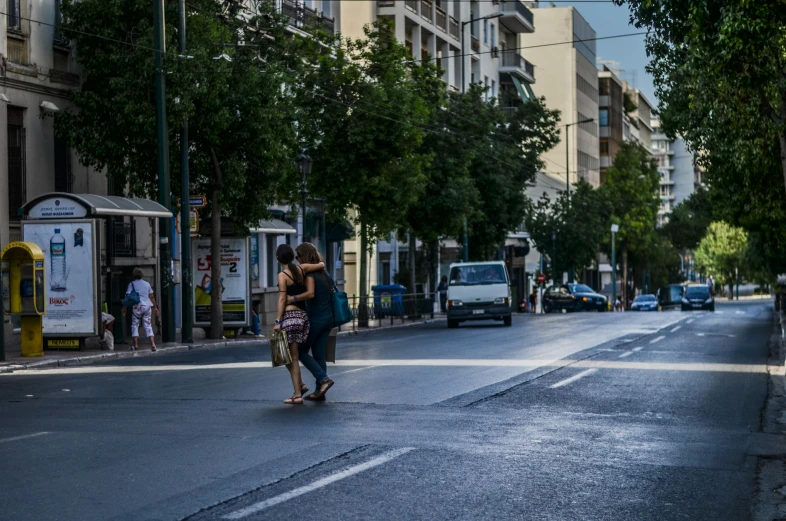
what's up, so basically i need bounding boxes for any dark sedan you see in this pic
[542,284,608,313]
[631,294,659,311]
[681,285,715,311]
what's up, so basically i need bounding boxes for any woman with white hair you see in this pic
[122,268,159,352]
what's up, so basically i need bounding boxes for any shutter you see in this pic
[7,106,24,127]
[7,125,26,220]
[54,139,72,192]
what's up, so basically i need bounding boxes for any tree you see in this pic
[295,22,430,323]
[525,180,609,281]
[58,0,298,337]
[695,222,748,298]
[617,0,786,197]
[466,93,561,260]
[598,142,660,302]
[661,190,713,251]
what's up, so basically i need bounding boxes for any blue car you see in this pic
[631,294,659,311]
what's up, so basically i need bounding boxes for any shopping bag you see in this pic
[324,271,352,327]
[325,328,337,364]
[269,329,292,367]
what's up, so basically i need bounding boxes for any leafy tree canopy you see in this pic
[661,189,713,251]
[695,221,748,288]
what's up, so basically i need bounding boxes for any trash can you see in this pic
[372,284,406,318]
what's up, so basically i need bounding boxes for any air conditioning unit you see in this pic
[491,46,499,58]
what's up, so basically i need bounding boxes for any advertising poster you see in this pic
[250,235,259,282]
[22,221,97,335]
[192,238,250,326]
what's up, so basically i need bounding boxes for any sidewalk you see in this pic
[0,317,443,373]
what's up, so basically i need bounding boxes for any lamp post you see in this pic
[460,11,501,263]
[564,118,593,283]
[178,0,192,344]
[296,151,313,244]
[611,224,619,311]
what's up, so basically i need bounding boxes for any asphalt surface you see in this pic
[0,300,775,521]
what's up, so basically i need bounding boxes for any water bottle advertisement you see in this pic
[22,221,96,335]
[191,237,250,327]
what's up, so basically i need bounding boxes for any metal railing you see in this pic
[499,0,534,26]
[449,16,460,40]
[435,6,447,31]
[112,222,135,257]
[344,293,439,330]
[471,35,480,53]
[405,0,418,12]
[501,51,534,77]
[421,0,433,22]
[280,0,335,34]
[377,0,395,6]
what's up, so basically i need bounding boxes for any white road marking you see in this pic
[0,432,50,444]
[670,326,682,333]
[697,333,705,337]
[330,366,377,376]
[736,311,746,315]
[650,336,666,344]
[222,447,415,519]
[618,351,633,358]
[687,319,695,324]
[549,368,598,389]
[715,311,724,314]
[632,347,643,352]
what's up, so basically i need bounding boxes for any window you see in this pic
[484,76,489,100]
[54,138,72,193]
[322,0,332,17]
[599,108,609,127]
[483,19,488,44]
[491,80,496,99]
[7,106,26,221]
[53,48,70,72]
[7,0,21,29]
[600,140,609,154]
[490,23,495,48]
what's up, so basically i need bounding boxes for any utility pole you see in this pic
[154,0,175,343]
[178,0,192,343]
[611,224,619,311]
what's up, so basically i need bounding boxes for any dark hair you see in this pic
[276,244,303,283]
[296,242,321,265]
[133,268,144,280]
[441,275,447,282]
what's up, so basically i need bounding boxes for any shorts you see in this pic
[281,310,310,345]
[131,304,154,338]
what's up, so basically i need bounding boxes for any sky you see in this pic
[544,0,657,107]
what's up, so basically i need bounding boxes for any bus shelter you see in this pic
[19,193,172,349]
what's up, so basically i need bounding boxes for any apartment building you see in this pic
[521,6,599,191]
[651,118,705,226]
[597,66,624,184]
[337,0,538,297]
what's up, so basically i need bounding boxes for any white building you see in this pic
[651,119,703,226]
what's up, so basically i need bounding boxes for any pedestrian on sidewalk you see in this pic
[437,276,448,313]
[289,242,334,401]
[243,304,263,337]
[275,244,313,405]
[529,288,538,314]
[122,268,159,352]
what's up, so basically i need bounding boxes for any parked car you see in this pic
[631,294,659,311]
[658,284,684,309]
[542,283,607,313]
[446,262,512,328]
[681,284,715,311]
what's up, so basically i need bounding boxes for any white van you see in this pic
[446,261,512,328]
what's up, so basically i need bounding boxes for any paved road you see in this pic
[0,300,775,520]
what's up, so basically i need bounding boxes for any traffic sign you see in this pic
[536,273,546,284]
[188,195,207,208]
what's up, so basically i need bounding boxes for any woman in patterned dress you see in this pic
[274,244,314,404]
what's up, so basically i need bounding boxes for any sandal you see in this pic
[283,396,303,405]
[313,378,334,399]
[301,384,309,395]
[304,392,326,402]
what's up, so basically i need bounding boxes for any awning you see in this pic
[21,192,172,219]
[250,218,296,234]
[511,76,535,103]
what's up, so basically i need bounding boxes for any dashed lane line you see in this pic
[650,336,666,344]
[632,347,643,352]
[670,326,682,333]
[549,368,598,389]
[618,351,633,358]
[687,319,695,324]
[222,447,415,519]
[0,432,50,444]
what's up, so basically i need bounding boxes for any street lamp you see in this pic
[564,118,594,198]
[460,12,501,263]
[611,223,619,311]
[296,151,313,243]
[565,118,594,283]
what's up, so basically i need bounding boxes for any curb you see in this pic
[0,318,444,373]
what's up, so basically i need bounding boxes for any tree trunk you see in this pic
[779,129,786,198]
[209,147,224,339]
[408,232,417,294]
[622,247,628,308]
[358,217,369,327]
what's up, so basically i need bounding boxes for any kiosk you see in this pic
[1,242,46,357]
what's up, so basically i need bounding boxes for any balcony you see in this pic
[471,35,480,53]
[498,51,535,83]
[280,0,335,34]
[421,0,433,22]
[435,6,447,32]
[405,0,418,12]
[449,16,459,40]
[49,69,80,87]
[377,0,395,6]
[498,0,534,33]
